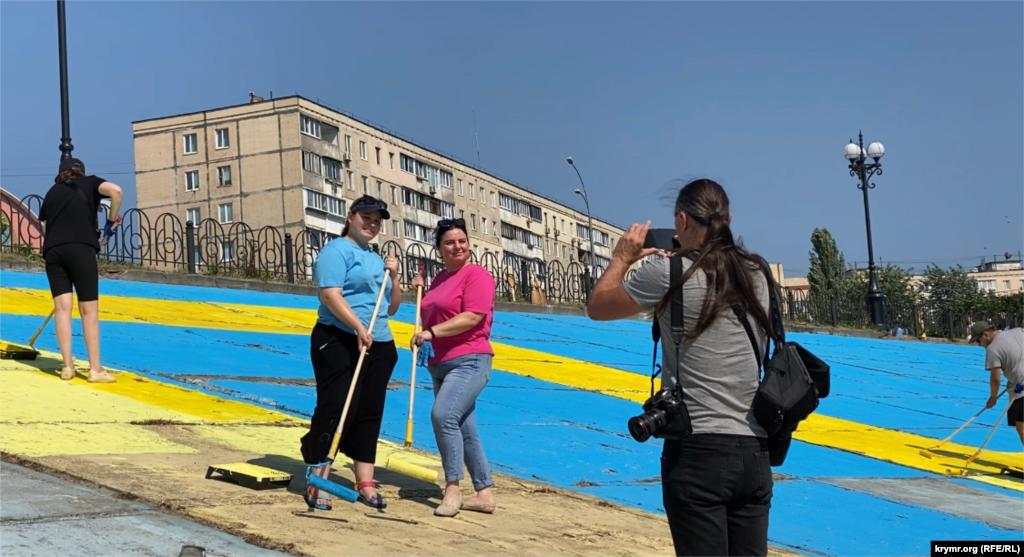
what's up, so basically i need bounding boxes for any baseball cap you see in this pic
[349,195,390,220]
[58,157,86,174]
[969,321,995,342]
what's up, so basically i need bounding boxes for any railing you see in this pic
[1,193,601,306]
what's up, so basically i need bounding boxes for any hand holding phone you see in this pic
[643,228,679,250]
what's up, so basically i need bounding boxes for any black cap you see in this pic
[58,157,86,174]
[350,195,390,220]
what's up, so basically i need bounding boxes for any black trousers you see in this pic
[661,434,773,557]
[301,323,398,465]
[44,243,99,301]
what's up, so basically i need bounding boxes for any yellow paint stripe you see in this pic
[3,287,1020,491]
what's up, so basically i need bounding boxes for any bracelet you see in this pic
[427,327,436,339]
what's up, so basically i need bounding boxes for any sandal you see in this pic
[87,371,116,383]
[60,367,76,381]
[356,481,387,510]
[304,485,332,511]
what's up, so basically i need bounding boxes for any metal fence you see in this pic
[1,193,612,306]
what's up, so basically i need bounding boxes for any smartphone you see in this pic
[644,228,679,250]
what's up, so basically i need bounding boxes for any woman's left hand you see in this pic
[384,254,399,278]
[411,330,432,349]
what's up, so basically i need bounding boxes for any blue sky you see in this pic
[2,2,1021,276]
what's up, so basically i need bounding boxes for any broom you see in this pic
[920,387,1006,459]
[305,270,390,506]
[1,216,121,361]
[951,402,1013,476]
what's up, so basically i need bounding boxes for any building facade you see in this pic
[132,95,623,276]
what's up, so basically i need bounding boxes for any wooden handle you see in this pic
[405,285,424,446]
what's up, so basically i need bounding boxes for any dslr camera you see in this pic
[627,387,692,443]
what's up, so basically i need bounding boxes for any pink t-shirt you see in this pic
[421,264,495,365]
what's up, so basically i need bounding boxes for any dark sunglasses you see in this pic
[437,218,466,229]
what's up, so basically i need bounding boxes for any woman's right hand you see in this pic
[411,274,425,289]
[357,326,373,353]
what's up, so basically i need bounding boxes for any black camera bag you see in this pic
[733,264,831,466]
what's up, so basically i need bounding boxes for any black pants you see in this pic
[300,323,398,465]
[44,243,99,301]
[661,434,773,557]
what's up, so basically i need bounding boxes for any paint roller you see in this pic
[953,402,1012,476]
[919,387,1006,459]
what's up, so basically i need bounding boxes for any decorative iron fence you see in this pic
[1,193,604,306]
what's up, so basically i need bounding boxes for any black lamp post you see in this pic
[567,157,596,305]
[57,0,74,161]
[845,132,886,328]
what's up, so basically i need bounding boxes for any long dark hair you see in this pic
[54,169,84,184]
[655,179,774,341]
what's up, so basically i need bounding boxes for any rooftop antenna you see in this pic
[473,108,481,167]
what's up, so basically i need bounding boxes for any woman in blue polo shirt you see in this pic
[300,195,402,511]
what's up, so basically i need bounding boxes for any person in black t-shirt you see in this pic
[38,157,122,383]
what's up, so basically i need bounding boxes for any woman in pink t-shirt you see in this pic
[411,218,497,517]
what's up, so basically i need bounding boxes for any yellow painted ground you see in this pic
[3,286,1021,491]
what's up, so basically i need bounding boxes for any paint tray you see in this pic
[205,463,293,490]
[0,340,39,360]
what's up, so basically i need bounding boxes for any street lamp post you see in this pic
[57,0,74,161]
[567,157,595,305]
[844,131,886,328]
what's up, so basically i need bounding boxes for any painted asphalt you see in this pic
[1,270,1021,556]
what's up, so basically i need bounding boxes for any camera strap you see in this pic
[649,255,686,398]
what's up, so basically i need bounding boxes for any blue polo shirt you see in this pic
[312,238,393,342]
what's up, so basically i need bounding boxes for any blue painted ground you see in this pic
[2,271,1022,556]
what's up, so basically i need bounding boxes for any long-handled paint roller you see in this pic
[950,402,1013,476]
[305,270,391,506]
[920,387,1007,459]
[1,216,121,361]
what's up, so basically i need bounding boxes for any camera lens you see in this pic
[628,408,668,443]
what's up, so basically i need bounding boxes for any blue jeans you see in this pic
[428,354,494,491]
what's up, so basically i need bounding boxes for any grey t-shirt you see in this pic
[624,257,770,438]
[985,328,1024,403]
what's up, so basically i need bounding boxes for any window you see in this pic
[347,171,354,191]
[479,187,485,204]
[393,220,400,237]
[1004,281,1011,291]
[362,176,368,194]
[482,218,488,235]
[491,192,497,208]
[501,222,542,249]
[345,135,351,154]
[186,208,201,226]
[401,187,454,217]
[377,181,383,198]
[300,115,321,138]
[470,214,477,231]
[545,240,550,255]
[185,170,199,192]
[324,158,342,181]
[218,203,233,224]
[499,193,515,211]
[305,190,345,216]
[594,230,610,247]
[375,147,381,165]
[221,240,236,262]
[595,254,611,268]
[391,186,398,205]
[1020,280,1023,290]
[458,180,463,196]
[530,205,542,222]
[215,128,230,149]
[577,223,591,241]
[217,165,232,186]
[562,245,568,259]
[183,133,197,154]
[303,151,322,175]
[389,153,394,169]
[359,141,367,160]
[399,154,452,188]
[469,183,475,200]
[403,220,433,243]
[459,210,465,220]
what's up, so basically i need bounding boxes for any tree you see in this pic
[844,262,917,327]
[920,265,982,319]
[807,228,848,298]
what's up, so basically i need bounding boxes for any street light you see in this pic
[845,131,886,328]
[567,157,596,305]
[57,0,74,161]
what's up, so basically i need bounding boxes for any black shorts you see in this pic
[1009,397,1023,426]
[44,243,99,302]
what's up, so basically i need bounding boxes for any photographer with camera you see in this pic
[588,179,774,556]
